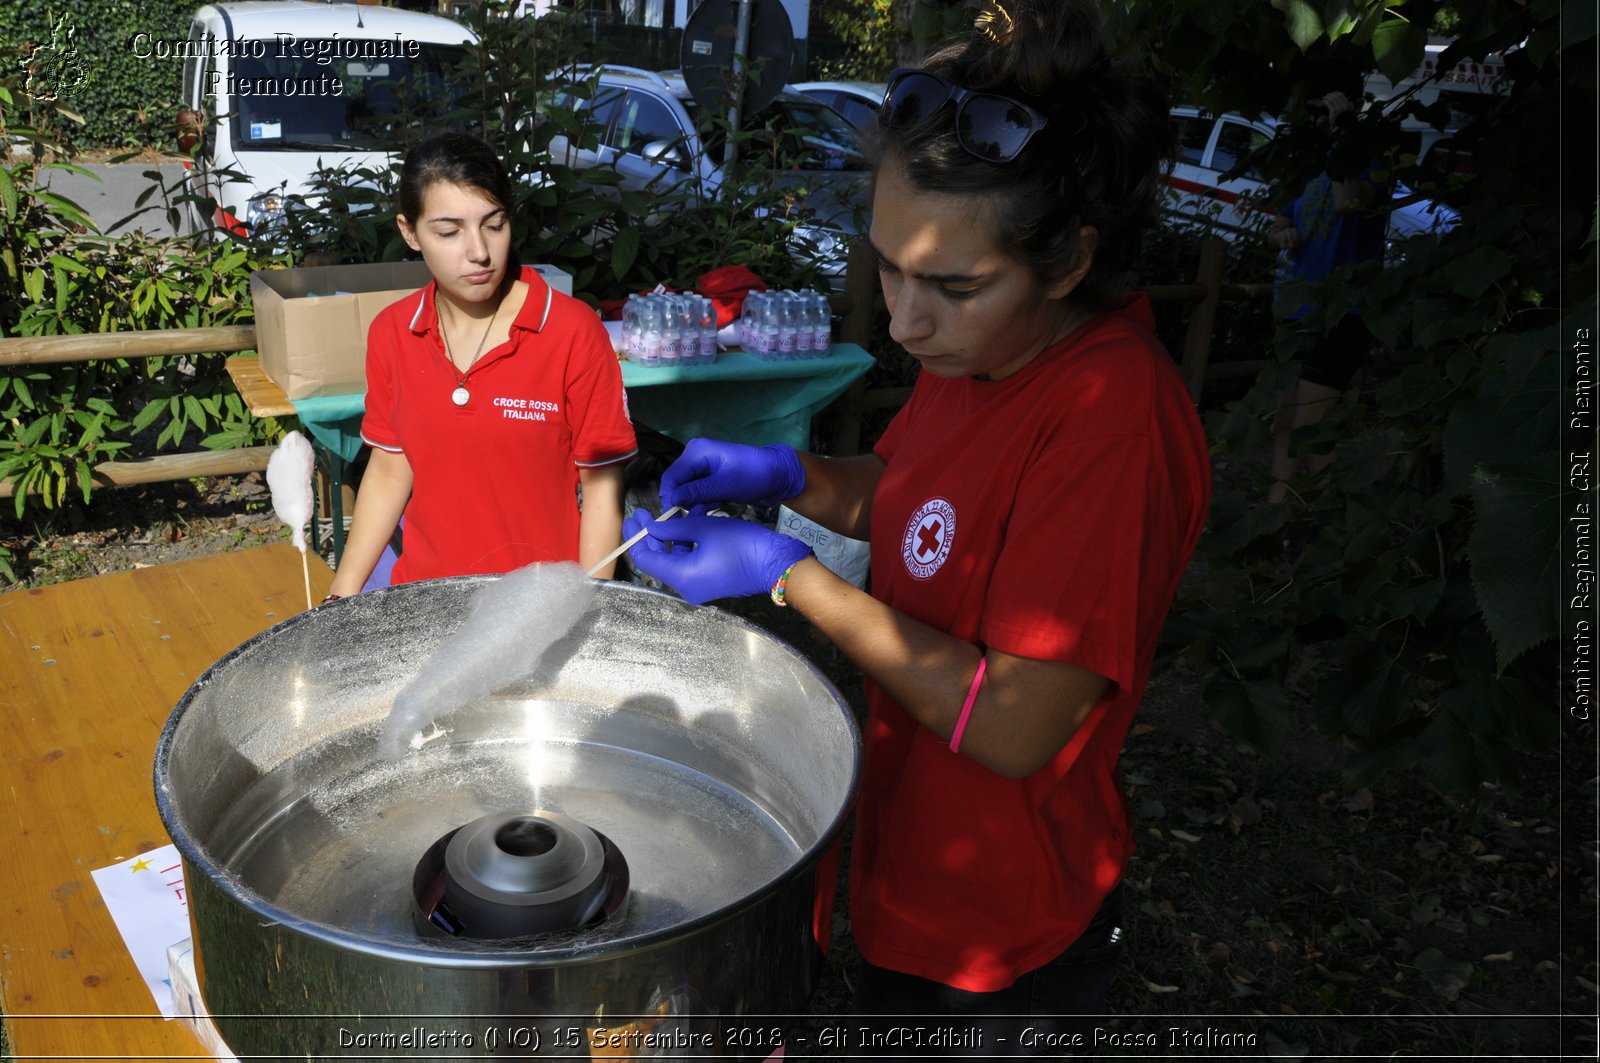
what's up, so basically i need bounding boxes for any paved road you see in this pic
[36,160,189,238]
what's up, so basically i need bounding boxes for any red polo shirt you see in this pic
[361,266,636,583]
[852,294,1211,991]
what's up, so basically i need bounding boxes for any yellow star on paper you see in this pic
[129,858,152,872]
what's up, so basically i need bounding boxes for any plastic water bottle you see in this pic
[697,296,718,364]
[790,293,811,357]
[662,294,688,369]
[621,294,642,360]
[638,303,663,368]
[777,294,799,359]
[658,296,677,365]
[810,292,833,355]
[673,297,696,366]
[739,290,761,350]
[761,297,782,361]
[793,292,813,356]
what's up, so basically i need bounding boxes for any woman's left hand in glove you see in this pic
[623,508,812,606]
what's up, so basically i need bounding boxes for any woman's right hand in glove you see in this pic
[658,438,806,511]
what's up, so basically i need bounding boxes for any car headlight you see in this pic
[245,191,288,232]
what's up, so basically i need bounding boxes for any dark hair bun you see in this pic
[962,0,1110,102]
[885,0,1172,302]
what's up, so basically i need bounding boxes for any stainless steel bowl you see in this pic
[154,576,860,1058]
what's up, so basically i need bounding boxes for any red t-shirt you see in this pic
[361,266,637,582]
[853,294,1211,992]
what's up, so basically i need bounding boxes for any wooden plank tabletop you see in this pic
[0,544,332,1059]
[224,355,295,419]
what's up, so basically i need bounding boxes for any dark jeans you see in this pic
[850,884,1125,1058]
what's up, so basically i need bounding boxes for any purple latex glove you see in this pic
[659,438,806,511]
[623,509,812,606]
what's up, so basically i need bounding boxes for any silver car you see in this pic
[546,67,870,284]
[791,80,887,131]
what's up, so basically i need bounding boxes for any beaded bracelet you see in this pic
[319,593,342,605]
[770,563,800,607]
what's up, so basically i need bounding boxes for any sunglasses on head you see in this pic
[881,67,1048,163]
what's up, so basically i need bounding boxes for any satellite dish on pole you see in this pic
[680,0,795,118]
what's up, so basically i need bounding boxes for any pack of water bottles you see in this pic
[620,292,720,368]
[737,290,834,361]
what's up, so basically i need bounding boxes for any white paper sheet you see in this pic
[90,844,189,1018]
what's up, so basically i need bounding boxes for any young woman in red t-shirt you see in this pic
[327,134,636,597]
[624,0,1210,1046]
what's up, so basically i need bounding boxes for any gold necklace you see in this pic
[439,297,502,407]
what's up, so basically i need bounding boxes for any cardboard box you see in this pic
[249,263,575,400]
[251,261,432,400]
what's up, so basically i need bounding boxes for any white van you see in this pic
[176,1,476,238]
[1363,40,1509,163]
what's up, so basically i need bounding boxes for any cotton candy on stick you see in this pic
[266,430,317,610]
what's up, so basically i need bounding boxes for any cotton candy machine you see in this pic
[153,576,859,1059]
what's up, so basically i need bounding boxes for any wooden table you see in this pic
[0,545,332,1058]
[222,354,295,419]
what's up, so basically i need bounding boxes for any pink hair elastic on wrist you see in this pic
[949,656,987,754]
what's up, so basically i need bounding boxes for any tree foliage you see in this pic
[1,2,194,148]
[1095,0,1590,789]
[814,0,896,80]
[0,77,276,587]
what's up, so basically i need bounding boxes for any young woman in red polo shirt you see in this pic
[623,0,1210,1047]
[327,134,636,597]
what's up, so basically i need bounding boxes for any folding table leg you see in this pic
[309,445,350,567]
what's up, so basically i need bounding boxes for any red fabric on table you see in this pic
[598,266,768,327]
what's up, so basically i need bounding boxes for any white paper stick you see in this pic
[586,505,684,577]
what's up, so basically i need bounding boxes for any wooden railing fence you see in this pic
[0,327,268,499]
[0,237,1269,498]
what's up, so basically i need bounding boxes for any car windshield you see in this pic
[228,41,470,151]
[700,95,870,171]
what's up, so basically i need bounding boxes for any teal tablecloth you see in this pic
[289,343,877,463]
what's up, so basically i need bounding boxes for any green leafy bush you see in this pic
[1108,0,1585,789]
[0,77,282,582]
[1,3,194,149]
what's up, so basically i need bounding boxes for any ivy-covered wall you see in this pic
[3,1,196,148]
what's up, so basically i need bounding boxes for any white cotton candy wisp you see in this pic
[266,430,316,553]
[379,562,600,759]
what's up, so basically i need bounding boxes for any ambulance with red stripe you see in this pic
[1165,105,1278,236]
[1163,42,1504,243]
[175,1,475,239]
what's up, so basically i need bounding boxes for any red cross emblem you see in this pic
[915,517,944,561]
[902,498,956,580]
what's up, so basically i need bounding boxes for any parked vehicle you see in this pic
[1363,39,1507,166]
[790,80,886,131]
[176,1,476,239]
[1164,106,1458,255]
[1165,105,1278,235]
[545,67,870,285]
